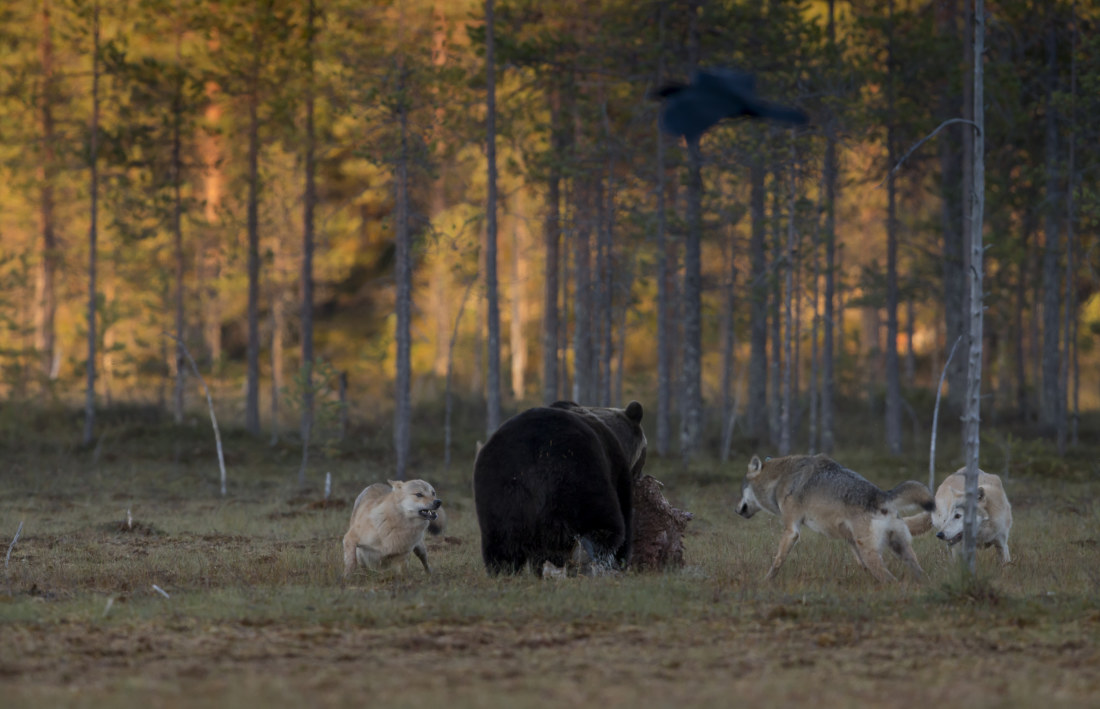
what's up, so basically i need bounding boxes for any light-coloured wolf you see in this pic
[906,468,1012,564]
[342,479,443,578]
[737,454,935,583]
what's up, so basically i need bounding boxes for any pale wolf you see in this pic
[342,479,443,578]
[906,468,1012,564]
[737,454,935,583]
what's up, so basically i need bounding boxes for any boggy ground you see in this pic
[1,426,1099,708]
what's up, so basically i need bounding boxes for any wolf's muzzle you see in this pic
[418,499,443,520]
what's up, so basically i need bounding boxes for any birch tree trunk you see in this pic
[961,0,986,575]
[298,0,316,485]
[510,191,529,401]
[83,1,101,446]
[35,0,58,382]
[484,0,502,434]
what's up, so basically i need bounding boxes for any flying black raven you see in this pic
[652,68,808,142]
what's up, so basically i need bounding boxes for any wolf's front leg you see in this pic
[413,543,432,575]
[765,528,800,580]
[995,537,1011,564]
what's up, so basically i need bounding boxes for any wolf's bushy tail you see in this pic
[883,481,935,514]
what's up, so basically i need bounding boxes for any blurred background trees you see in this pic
[0,0,1096,472]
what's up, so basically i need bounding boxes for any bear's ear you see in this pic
[624,401,643,423]
[977,486,986,501]
[748,455,763,478]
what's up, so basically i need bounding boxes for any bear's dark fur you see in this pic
[473,401,647,575]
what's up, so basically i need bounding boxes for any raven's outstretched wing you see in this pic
[653,68,807,141]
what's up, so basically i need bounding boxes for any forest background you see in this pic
[1,0,1098,475]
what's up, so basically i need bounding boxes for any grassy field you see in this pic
[1,408,1099,708]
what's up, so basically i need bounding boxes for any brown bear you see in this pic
[473,401,647,575]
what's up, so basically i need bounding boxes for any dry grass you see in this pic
[1,415,1099,708]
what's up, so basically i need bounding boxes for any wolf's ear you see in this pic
[977,486,986,501]
[388,479,402,489]
[625,401,643,423]
[748,455,763,479]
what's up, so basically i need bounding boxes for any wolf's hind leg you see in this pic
[765,527,800,581]
[860,547,898,583]
[888,531,927,583]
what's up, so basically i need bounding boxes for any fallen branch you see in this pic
[5,521,23,572]
[164,333,227,496]
[930,335,964,490]
[152,584,171,599]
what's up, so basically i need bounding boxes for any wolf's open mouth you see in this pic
[419,509,438,521]
[945,532,963,546]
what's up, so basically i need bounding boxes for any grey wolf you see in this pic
[737,454,934,583]
[342,479,442,578]
[473,401,647,575]
[907,468,1012,563]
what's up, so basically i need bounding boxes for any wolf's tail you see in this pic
[883,481,935,515]
[902,511,934,536]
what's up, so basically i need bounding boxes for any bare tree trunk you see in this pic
[680,136,703,463]
[541,87,562,404]
[598,158,615,408]
[1068,4,1079,447]
[572,187,593,405]
[244,5,266,436]
[83,1,101,446]
[720,223,738,461]
[961,0,986,575]
[430,0,450,380]
[35,0,58,382]
[510,191,529,401]
[269,296,284,445]
[884,0,902,455]
[809,190,821,454]
[938,1,967,417]
[199,36,224,366]
[748,155,768,443]
[769,177,782,445]
[445,280,475,471]
[1013,220,1031,419]
[820,0,837,454]
[172,27,186,425]
[298,0,316,485]
[1039,21,1061,437]
[394,63,412,481]
[1059,9,1077,454]
[485,0,502,433]
[905,296,916,385]
[779,138,796,456]
[655,7,671,456]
